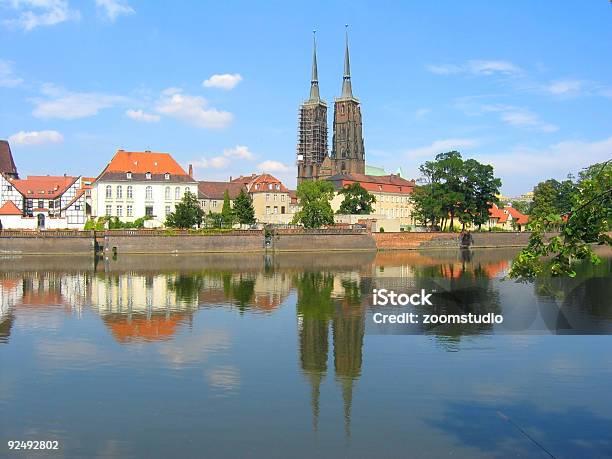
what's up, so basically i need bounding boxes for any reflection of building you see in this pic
[295,272,364,436]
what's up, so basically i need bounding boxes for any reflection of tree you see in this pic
[220,272,256,312]
[411,262,502,343]
[167,274,204,304]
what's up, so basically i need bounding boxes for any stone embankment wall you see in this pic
[103,230,264,254]
[270,228,376,252]
[0,230,95,255]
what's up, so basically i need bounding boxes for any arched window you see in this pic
[116,185,122,199]
[105,185,112,198]
[145,172,152,180]
[175,187,180,199]
[165,187,171,200]
[145,186,153,200]
[127,186,133,199]
[164,173,170,180]
[184,187,190,196]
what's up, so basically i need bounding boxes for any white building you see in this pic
[0,173,87,230]
[93,150,198,226]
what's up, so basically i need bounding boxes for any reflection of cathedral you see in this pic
[296,272,365,436]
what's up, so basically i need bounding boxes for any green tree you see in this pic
[233,188,256,225]
[292,180,335,228]
[530,177,577,227]
[165,190,204,228]
[337,182,376,215]
[510,200,530,215]
[413,151,501,231]
[221,189,234,226]
[509,161,611,279]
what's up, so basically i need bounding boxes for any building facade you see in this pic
[230,173,295,224]
[296,29,365,183]
[93,150,197,225]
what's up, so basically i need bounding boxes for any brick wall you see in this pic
[373,232,458,250]
[0,233,95,255]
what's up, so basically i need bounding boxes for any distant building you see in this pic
[230,173,295,223]
[0,140,18,179]
[297,28,365,183]
[197,181,245,213]
[0,173,86,229]
[365,165,405,178]
[488,203,529,231]
[93,150,197,225]
[325,173,416,230]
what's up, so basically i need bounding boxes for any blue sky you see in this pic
[1,0,611,195]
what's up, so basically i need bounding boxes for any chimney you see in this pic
[188,163,193,177]
[229,176,232,182]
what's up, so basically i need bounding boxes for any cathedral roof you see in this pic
[0,140,18,178]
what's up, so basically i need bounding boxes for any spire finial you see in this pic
[309,29,321,102]
[341,24,353,98]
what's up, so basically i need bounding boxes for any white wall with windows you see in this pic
[93,179,198,223]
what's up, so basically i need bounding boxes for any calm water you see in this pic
[1,249,612,459]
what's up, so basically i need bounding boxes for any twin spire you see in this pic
[308,25,353,102]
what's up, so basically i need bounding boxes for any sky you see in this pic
[1,0,611,195]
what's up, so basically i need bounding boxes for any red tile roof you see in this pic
[0,200,22,216]
[198,181,245,200]
[231,173,289,193]
[505,206,529,225]
[97,150,192,182]
[327,173,415,194]
[11,175,79,199]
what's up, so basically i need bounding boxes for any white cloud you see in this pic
[202,73,243,90]
[95,0,134,21]
[155,88,233,128]
[2,0,80,31]
[477,136,612,194]
[257,160,290,172]
[8,129,63,146]
[546,79,583,96]
[0,59,22,87]
[192,145,255,170]
[405,138,481,159]
[32,84,127,119]
[426,60,522,77]
[125,108,160,122]
[414,108,431,119]
[481,104,558,132]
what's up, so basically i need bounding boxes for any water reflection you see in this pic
[1,249,611,458]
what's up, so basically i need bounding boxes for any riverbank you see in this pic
[0,228,557,255]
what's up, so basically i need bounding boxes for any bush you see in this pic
[379,227,385,232]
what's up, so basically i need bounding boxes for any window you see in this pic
[145,172,152,180]
[165,187,171,200]
[175,187,180,199]
[185,187,190,195]
[255,184,259,190]
[273,206,278,214]
[106,185,112,198]
[268,184,273,190]
[75,204,81,211]
[275,184,280,190]
[117,205,123,217]
[281,194,285,202]
[126,171,132,179]
[165,173,170,180]
[127,186,133,199]
[165,205,171,215]
[116,185,122,199]
[127,205,133,217]
[265,206,270,215]
[281,206,285,214]
[49,201,54,209]
[266,193,270,201]
[212,201,217,208]
[145,186,153,200]
[105,205,112,216]
[145,206,153,217]
[273,194,277,201]
[38,200,44,209]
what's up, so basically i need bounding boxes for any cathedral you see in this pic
[296,29,366,183]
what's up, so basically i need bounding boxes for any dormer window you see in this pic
[145,172,152,180]
[126,171,132,179]
[268,184,273,190]
[275,184,280,190]
[165,173,170,180]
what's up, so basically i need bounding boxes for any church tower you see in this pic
[297,32,328,184]
[331,27,365,175]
